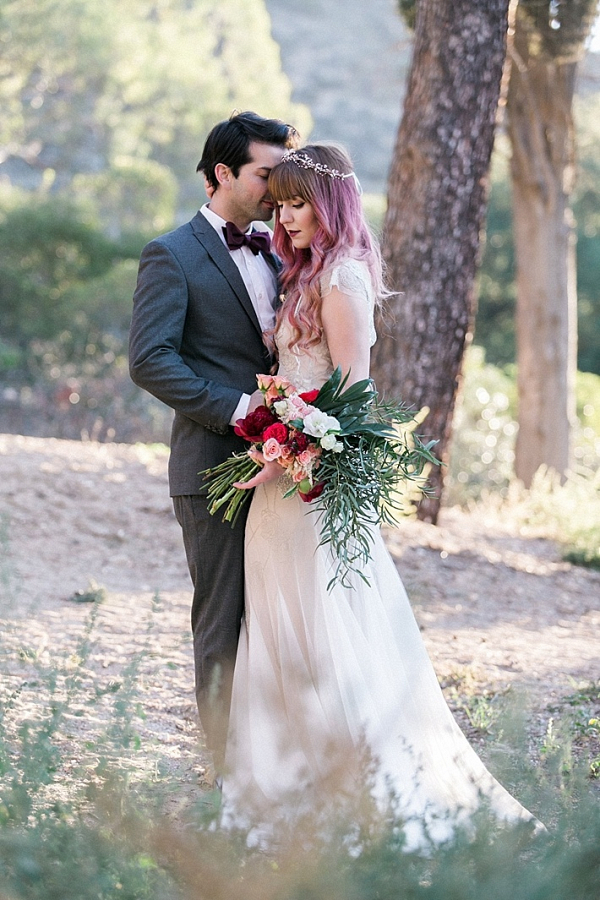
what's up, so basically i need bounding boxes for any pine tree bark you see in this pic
[371,0,511,522]
[507,12,578,487]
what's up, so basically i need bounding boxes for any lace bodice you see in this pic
[276,258,377,392]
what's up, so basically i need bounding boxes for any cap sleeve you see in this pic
[321,259,377,347]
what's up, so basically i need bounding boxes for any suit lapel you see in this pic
[190,212,263,336]
[252,231,282,311]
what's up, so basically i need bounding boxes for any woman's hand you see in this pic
[233,449,281,490]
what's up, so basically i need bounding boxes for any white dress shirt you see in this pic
[200,204,278,424]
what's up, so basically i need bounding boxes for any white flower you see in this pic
[320,433,344,453]
[303,410,341,439]
[273,399,292,421]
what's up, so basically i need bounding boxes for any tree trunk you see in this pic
[507,14,578,487]
[371,0,511,523]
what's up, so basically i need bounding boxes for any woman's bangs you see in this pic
[268,162,310,202]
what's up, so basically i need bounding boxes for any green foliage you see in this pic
[0,0,311,218]
[509,465,600,570]
[0,196,138,353]
[446,346,519,503]
[397,0,417,30]
[1,695,600,899]
[574,93,600,374]
[519,0,598,61]
[0,192,165,441]
[312,368,439,587]
[446,348,600,567]
[476,99,600,376]
[361,191,386,233]
[70,157,178,239]
[474,140,517,368]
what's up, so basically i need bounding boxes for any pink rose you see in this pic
[273,376,294,392]
[264,376,294,405]
[297,449,315,467]
[262,437,283,461]
[278,445,294,465]
[298,446,321,467]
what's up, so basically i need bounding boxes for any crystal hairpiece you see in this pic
[282,150,362,193]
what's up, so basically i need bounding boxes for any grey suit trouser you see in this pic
[173,494,249,771]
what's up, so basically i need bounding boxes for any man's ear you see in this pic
[214,163,232,189]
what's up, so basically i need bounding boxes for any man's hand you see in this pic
[247,389,265,414]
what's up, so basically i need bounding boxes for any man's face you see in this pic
[225,141,286,228]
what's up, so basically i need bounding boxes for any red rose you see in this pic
[299,481,326,503]
[234,405,277,441]
[263,422,289,443]
[299,389,319,404]
[288,431,310,454]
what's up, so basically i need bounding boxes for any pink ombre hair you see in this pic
[268,143,384,352]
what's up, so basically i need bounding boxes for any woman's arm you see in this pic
[320,285,371,384]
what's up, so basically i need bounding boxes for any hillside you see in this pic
[266,0,600,194]
[265,0,411,193]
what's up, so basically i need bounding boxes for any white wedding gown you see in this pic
[222,259,536,849]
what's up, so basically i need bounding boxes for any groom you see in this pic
[129,111,299,772]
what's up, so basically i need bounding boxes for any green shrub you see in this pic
[0,199,119,346]
[445,348,600,568]
[445,346,518,503]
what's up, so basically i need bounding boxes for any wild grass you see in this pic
[1,584,599,899]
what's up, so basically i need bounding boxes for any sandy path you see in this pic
[1,433,598,811]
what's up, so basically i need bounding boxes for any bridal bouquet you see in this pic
[201,368,438,587]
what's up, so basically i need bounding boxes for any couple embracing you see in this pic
[130,111,539,848]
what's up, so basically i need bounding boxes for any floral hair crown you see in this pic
[281,150,363,193]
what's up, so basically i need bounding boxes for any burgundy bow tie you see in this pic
[223,221,271,255]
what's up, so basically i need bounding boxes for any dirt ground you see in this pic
[1,433,599,811]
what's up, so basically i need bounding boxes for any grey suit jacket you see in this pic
[129,211,276,496]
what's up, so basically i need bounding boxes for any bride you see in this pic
[221,143,539,849]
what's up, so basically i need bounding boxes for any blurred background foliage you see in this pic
[0,0,310,439]
[476,94,600,377]
[0,0,311,217]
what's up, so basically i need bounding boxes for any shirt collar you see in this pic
[200,204,272,246]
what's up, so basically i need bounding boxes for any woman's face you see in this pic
[277,197,319,249]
